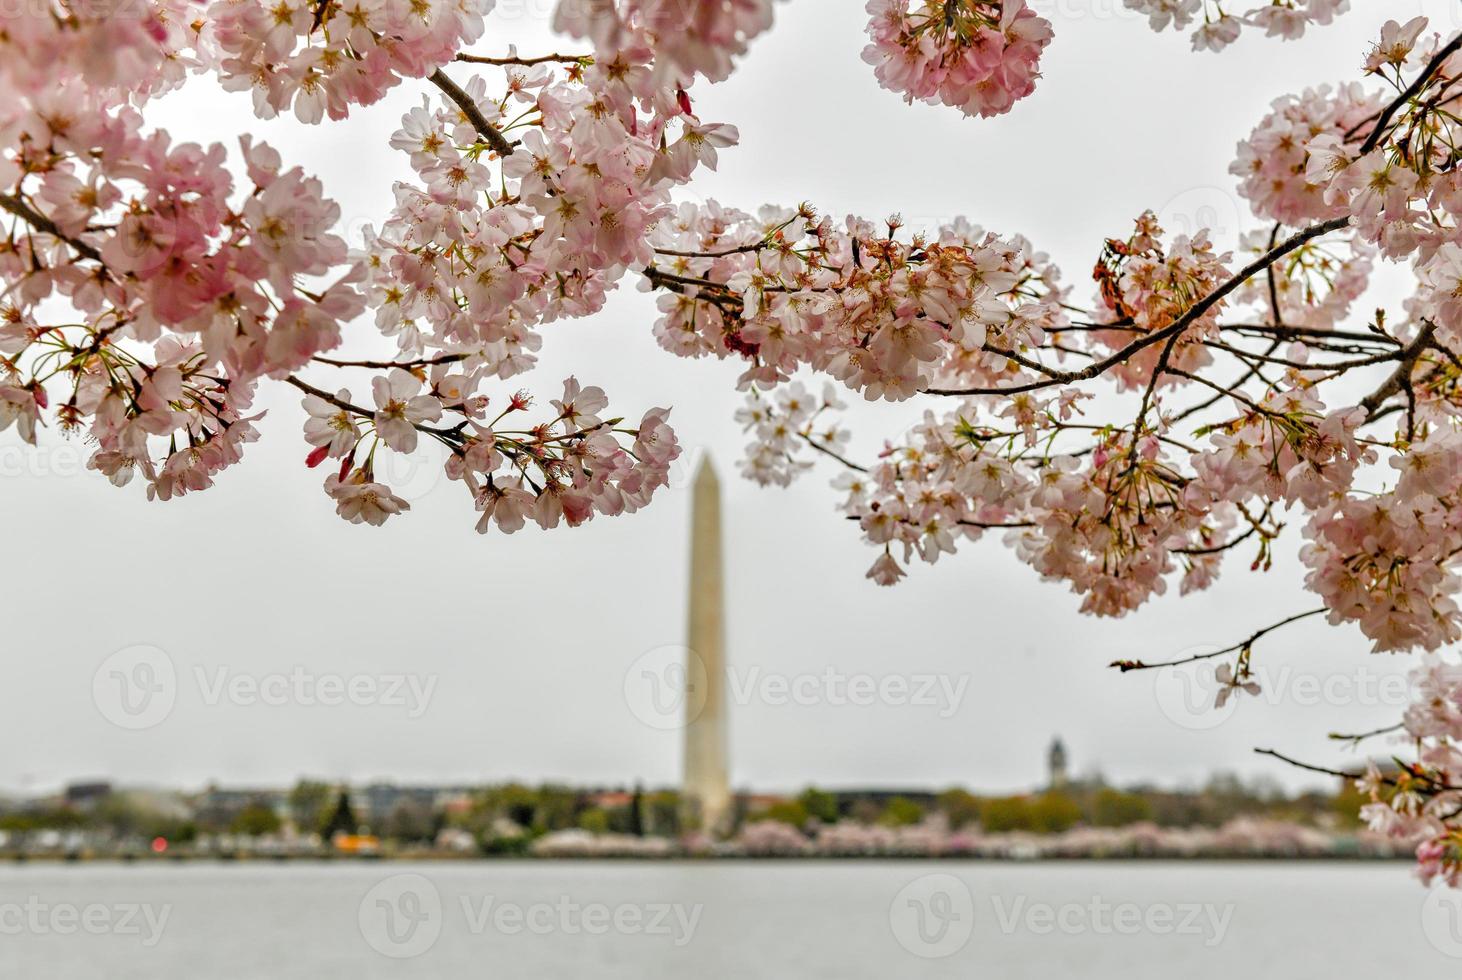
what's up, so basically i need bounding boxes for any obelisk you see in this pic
[683,456,732,837]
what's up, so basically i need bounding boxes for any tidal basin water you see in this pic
[1,861,1458,978]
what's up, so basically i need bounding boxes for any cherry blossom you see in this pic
[862,0,1053,119]
[1129,0,1350,53]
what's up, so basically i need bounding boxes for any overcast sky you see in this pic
[4,0,1457,799]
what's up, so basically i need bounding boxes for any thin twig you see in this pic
[1110,607,1325,672]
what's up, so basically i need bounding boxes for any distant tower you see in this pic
[1048,737,1068,791]
[683,457,732,836]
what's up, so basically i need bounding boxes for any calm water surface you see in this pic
[0,861,1455,978]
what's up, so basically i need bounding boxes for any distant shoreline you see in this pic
[0,852,1414,864]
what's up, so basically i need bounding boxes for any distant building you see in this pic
[64,781,113,809]
[192,786,287,829]
[1048,737,1069,791]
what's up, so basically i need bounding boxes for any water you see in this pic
[0,861,1456,978]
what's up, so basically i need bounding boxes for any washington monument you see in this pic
[683,456,732,836]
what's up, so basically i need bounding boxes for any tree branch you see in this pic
[925,217,1352,397]
[428,69,516,158]
[0,192,105,264]
[1110,607,1325,672]
[1358,30,1462,154]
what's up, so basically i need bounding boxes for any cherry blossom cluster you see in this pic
[204,0,492,122]
[0,5,700,532]
[330,42,740,526]
[648,203,1070,400]
[717,19,1462,635]
[862,0,1053,119]
[0,9,363,500]
[0,1,197,104]
[1127,0,1350,53]
[1231,83,1385,227]
[1088,212,1233,391]
[302,373,680,530]
[552,0,779,85]
[1350,659,1462,887]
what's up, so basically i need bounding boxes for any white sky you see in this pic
[4,0,1458,799]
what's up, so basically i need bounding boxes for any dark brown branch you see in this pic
[1360,319,1439,420]
[0,192,105,264]
[798,432,868,472]
[1254,748,1366,783]
[925,217,1352,397]
[427,69,516,157]
[654,241,768,259]
[1110,607,1325,672]
[313,353,467,370]
[1358,30,1462,154]
[1172,521,1265,557]
[456,52,590,66]
[284,375,462,442]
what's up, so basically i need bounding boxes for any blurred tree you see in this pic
[1031,792,1083,833]
[645,791,681,836]
[230,803,281,837]
[322,790,358,838]
[1089,788,1153,827]
[798,788,840,824]
[288,780,334,834]
[577,808,610,834]
[383,799,438,842]
[980,797,1034,833]
[878,797,925,827]
[937,789,981,830]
